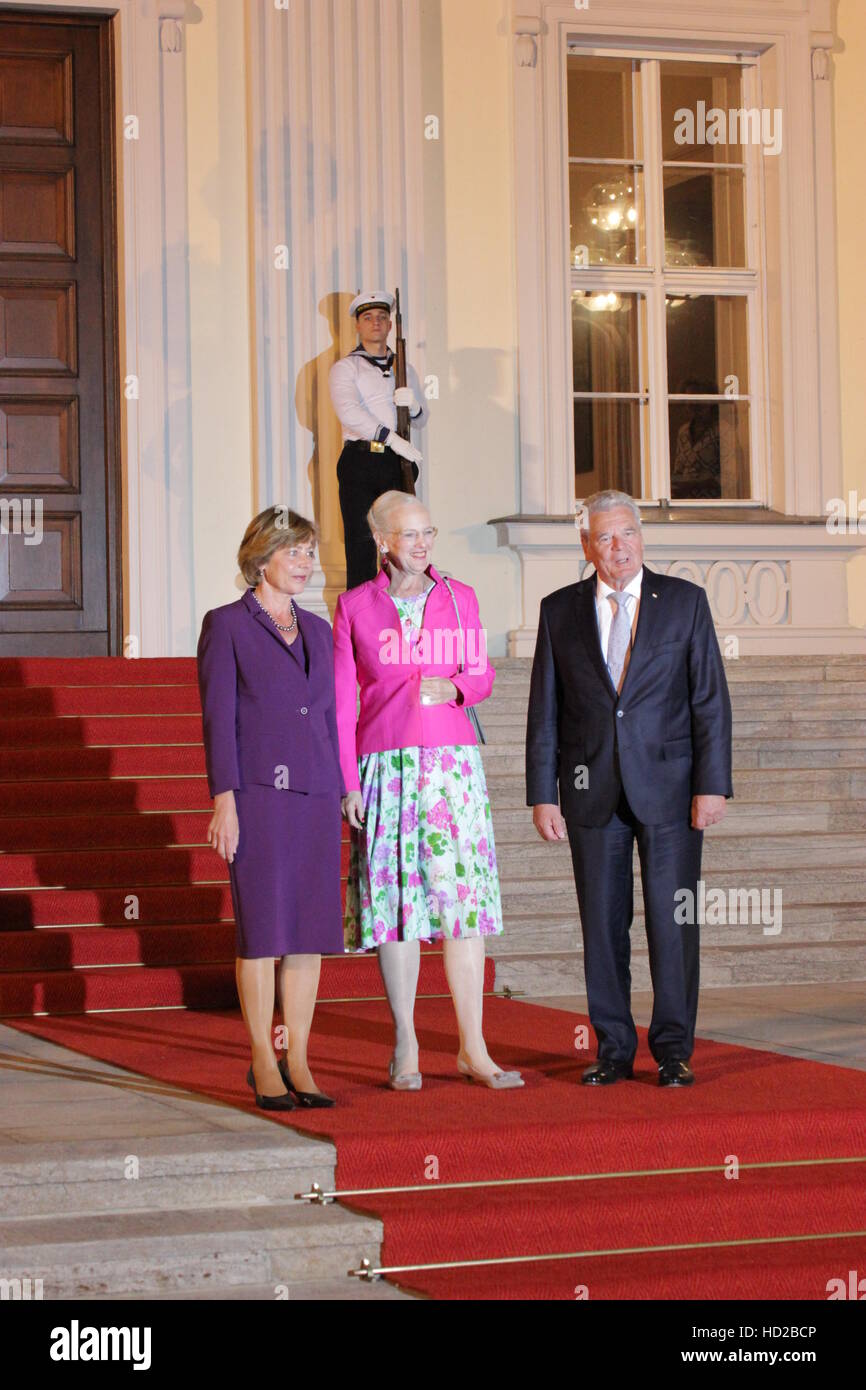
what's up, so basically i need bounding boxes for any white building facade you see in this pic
[11,0,865,657]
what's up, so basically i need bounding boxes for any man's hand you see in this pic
[691,794,727,830]
[420,677,457,706]
[394,387,419,413]
[386,430,422,465]
[533,803,568,842]
[207,791,239,863]
[342,791,365,829]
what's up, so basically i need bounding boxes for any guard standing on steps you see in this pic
[330,291,426,589]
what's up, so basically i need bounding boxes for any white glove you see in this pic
[386,431,422,465]
[394,386,420,413]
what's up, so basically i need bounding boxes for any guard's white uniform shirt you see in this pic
[329,349,426,444]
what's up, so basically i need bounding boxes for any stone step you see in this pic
[481,713,866,740]
[730,658,866,678]
[730,689,866,709]
[822,663,866,681]
[486,654,866,995]
[754,747,866,768]
[495,832,866,876]
[0,1201,383,1298]
[487,769,860,806]
[0,1130,336,1219]
[493,903,866,955]
[78,1277,413,1302]
[490,939,866,997]
[499,864,866,914]
[702,721,866,741]
[480,747,866,775]
[489,801,866,838]
[483,686,866,711]
[724,683,866,703]
[489,657,866,682]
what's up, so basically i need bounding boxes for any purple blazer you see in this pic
[197,590,345,799]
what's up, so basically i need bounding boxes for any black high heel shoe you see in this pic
[246,1064,296,1111]
[277,1056,336,1108]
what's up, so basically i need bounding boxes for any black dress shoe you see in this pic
[278,1056,336,1108]
[658,1059,694,1087]
[246,1064,296,1111]
[581,1059,634,1085]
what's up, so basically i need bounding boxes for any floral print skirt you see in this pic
[344,744,505,950]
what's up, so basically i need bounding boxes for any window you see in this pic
[567,50,764,504]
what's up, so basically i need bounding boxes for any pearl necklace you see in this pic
[252,587,297,634]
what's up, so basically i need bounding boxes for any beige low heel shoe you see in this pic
[457,1057,524,1089]
[388,1057,422,1091]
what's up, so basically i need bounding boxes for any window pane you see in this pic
[570,165,645,266]
[663,167,746,267]
[666,295,749,396]
[660,61,745,163]
[669,400,751,499]
[575,400,646,497]
[568,57,639,161]
[572,292,645,394]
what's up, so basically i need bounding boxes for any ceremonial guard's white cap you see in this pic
[350,290,395,318]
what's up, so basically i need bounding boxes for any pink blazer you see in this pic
[333,563,495,794]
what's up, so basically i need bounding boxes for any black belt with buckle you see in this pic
[343,438,388,453]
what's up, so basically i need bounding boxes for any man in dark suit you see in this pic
[526,490,733,1087]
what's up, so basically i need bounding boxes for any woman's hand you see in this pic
[207,791,240,863]
[420,677,457,706]
[342,791,365,829]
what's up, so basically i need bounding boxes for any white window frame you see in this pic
[566,49,768,507]
[510,0,841,521]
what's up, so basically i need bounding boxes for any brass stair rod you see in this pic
[0,989,525,1020]
[348,1227,866,1281]
[315,988,525,1004]
[298,1153,866,1205]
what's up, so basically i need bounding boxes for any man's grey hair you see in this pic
[579,490,642,535]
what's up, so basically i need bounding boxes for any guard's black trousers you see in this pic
[565,786,703,1066]
[336,442,419,590]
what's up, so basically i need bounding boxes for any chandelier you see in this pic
[583,177,638,235]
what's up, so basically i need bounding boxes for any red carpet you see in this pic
[8,999,866,1300]
[0,655,365,1015]
[3,656,865,1299]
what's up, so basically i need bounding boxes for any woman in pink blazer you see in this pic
[333,490,523,1091]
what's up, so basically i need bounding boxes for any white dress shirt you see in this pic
[328,349,426,443]
[595,568,643,665]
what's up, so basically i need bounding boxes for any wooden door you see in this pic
[0,11,120,655]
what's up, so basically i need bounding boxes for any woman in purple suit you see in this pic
[197,507,344,1111]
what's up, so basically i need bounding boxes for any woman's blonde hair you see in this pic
[367,490,429,543]
[237,506,319,587]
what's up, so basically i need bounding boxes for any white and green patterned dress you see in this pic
[344,582,505,950]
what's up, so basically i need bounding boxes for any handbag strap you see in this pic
[440,575,465,674]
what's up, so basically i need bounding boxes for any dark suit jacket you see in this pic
[525,567,733,827]
[197,590,345,799]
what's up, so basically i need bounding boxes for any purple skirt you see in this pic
[228,786,345,959]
